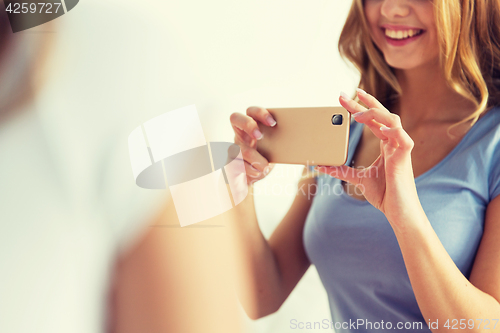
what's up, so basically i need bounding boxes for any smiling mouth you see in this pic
[383,28,424,40]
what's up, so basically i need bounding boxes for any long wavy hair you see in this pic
[339,0,500,127]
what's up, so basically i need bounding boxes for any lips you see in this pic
[380,25,425,46]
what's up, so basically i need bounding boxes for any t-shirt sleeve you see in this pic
[489,143,500,201]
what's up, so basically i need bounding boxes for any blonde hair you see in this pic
[338,0,500,127]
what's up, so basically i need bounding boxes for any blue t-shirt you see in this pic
[303,107,500,332]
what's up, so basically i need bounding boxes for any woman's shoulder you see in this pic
[482,105,500,124]
[480,105,500,127]
[459,106,500,148]
[470,106,500,201]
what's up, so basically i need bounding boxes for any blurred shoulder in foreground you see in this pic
[0,2,242,332]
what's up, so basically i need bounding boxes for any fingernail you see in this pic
[352,111,365,118]
[266,116,277,127]
[340,91,351,101]
[380,125,390,131]
[253,129,263,140]
[356,88,367,95]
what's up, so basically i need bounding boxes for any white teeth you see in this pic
[385,28,421,40]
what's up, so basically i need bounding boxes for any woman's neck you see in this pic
[393,59,476,128]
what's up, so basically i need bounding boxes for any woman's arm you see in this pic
[228,168,315,319]
[228,107,316,319]
[391,195,500,333]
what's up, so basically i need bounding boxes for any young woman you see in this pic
[229,0,500,331]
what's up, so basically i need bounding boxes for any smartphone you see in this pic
[257,107,350,166]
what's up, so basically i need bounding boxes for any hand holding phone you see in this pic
[229,106,350,185]
[229,106,277,185]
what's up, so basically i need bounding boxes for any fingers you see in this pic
[230,107,277,148]
[230,106,276,185]
[238,145,271,184]
[340,89,400,128]
[233,129,255,147]
[339,92,368,115]
[245,161,264,181]
[380,126,414,151]
[352,108,402,128]
[352,89,411,151]
[355,88,386,110]
[339,91,387,140]
[246,106,277,127]
[351,108,402,141]
[339,98,386,140]
[230,112,264,143]
[339,90,407,143]
[240,145,270,172]
[245,161,273,184]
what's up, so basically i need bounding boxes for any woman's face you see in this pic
[364,0,439,70]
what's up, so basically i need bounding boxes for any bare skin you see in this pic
[110,197,244,333]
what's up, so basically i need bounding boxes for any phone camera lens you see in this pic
[332,114,343,125]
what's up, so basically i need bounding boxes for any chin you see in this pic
[384,55,427,71]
